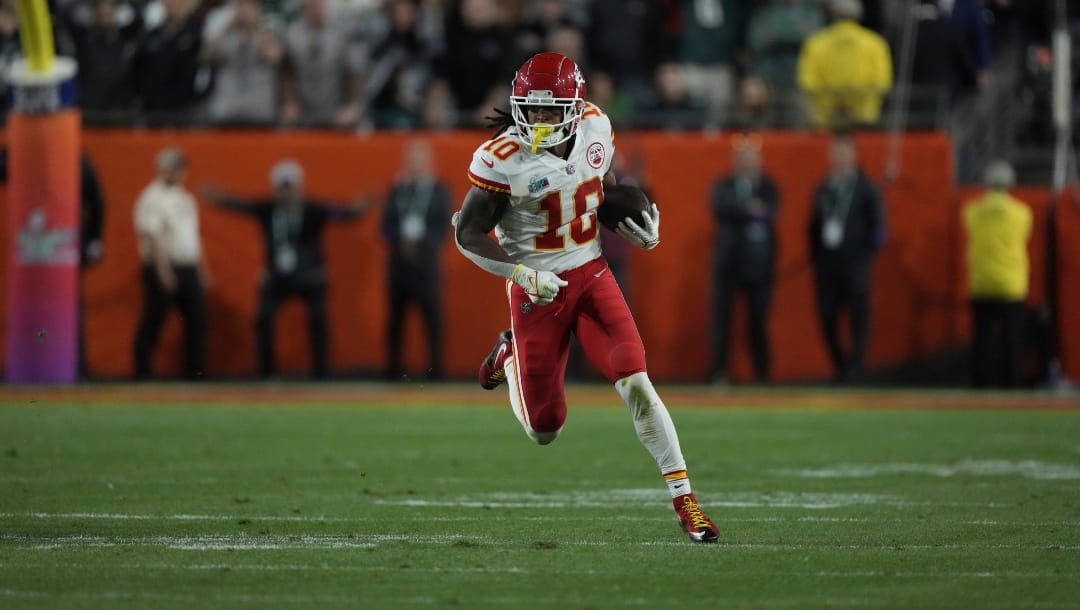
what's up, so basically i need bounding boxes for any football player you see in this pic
[453,52,720,544]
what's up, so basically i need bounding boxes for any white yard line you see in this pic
[374,497,1015,509]
[782,459,1080,480]
[3,511,1075,528]
[0,512,353,523]
[2,533,1077,552]
[377,488,910,509]
[0,533,483,550]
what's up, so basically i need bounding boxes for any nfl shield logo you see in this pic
[520,301,532,314]
[565,163,576,175]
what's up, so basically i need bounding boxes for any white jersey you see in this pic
[133,179,203,265]
[467,103,615,274]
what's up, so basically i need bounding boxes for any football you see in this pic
[597,184,651,232]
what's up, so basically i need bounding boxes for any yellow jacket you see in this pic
[963,191,1033,301]
[797,20,893,129]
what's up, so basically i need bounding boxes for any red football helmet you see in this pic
[510,52,587,150]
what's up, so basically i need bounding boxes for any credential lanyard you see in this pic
[272,206,302,273]
[822,176,856,249]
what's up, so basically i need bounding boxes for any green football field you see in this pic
[1,384,1078,609]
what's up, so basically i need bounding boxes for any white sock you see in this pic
[615,372,687,478]
[664,470,692,498]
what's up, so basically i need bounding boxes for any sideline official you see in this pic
[963,160,1032,388]
[133,147,208,380]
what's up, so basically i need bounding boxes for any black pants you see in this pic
[711,269,772,382]
[814,261,871,381]
[386,264,442,379]
[970,298,1025,389]
[133,264,206,380]
[256,276,328,379]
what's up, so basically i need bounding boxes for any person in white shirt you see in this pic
[132,147,209,380]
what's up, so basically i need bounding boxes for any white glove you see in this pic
[511,264,568,306]
[617,203,660,250]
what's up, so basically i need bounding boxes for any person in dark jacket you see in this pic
[131,0,204,125]
[381,140,451,380]
[201,160,369,379]
[709,135,780,385]
[64,0,142,123]
[808,133,886,383]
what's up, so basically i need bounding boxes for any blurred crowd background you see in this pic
[0,0,1073,183]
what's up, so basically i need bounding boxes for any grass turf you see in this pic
[1,388,1078,609]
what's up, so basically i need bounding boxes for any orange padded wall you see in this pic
[0,129,1075,383]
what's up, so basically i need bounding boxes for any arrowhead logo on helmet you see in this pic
[510,52,587,152]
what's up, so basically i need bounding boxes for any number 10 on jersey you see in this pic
[535,176,603,250]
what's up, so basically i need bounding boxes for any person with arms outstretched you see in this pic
[454,52,720,544]
[201,160,369,379]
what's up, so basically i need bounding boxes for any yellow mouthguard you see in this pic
[531,124,554,153]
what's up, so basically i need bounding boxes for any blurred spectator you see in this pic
[64,0,143,124]
[987,0,1054,148]
[633,62,706,131]
[858,0,887,33]
[676,0,748,129]
[381,140,450,380]
[133,148,208,380]
[963,160,1031,389]
[907,0,979,128]
[431,0,517,127]
[808,134,886,383]
[365,0,442,129]
[743,0,823,128]
[201,159,370,379]
[732,73,791,131]
[986,0,1052,52]
[332,0,382,19]
[946,0,994,91]
[201,0,283,126]
[708,134,779,385]
[546,22,585,67]
[516,0,587,59]
[586,0,673,109]
[132,0,206,126]
[796,0,892,131]
[0,0,20,106]
[585,70,632,124]
[281,0,365,128]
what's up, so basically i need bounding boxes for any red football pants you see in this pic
[506,257,647,434]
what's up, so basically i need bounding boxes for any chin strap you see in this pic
[530,123,554,153]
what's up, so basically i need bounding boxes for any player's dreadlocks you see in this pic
[484,107,517,139]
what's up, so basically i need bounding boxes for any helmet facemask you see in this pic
[510,90,584,153]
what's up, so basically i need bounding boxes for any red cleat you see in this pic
[674,493,719,543]
[478,330,513,390]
